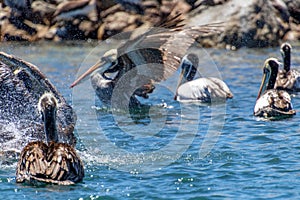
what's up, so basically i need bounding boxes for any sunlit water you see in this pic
[1,41,300,199]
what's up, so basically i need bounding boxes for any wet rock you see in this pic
[284,0,300,23]
[0,0,299,46]
[31,0,56,25]
[188,0,290,48]
[99,11,141,39]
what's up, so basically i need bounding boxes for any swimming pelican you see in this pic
[254,58,296,119]
[0,52,76,150]
[174,53,233,103]
[275,42,300,92]
[70,14,222,108]
[16,93,84,185]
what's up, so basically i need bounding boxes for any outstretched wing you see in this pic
[0,52,77,147]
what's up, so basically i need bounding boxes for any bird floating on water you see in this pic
[70,14,222,108]
[174,53,233,103]
[254,58,296,119]
[16,93,84,185]
[275,42,300,92]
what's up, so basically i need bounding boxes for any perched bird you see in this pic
[174,53,233,103]
[275,42,300,92]
[70,14,222,109]
[16,93,84,185]
[254,58,296,119]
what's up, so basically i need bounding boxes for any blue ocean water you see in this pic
[0,41,300,199]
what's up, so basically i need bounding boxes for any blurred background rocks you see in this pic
[0,0,299,48]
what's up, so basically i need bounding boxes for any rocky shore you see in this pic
[0,0,299,48]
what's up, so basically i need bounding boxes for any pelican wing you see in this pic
[0,52,65,103]
[16,142,84,185]
[254,89,295,118]
[16,141,48,183]
[0,52,77,147]
[276,69,300,91]
[116,15,223,83]
[45,142,84,185]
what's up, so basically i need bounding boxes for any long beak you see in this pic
[174,70,185,100]
[70,60,111,88]
[256,73,268,100]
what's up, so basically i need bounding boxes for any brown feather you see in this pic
[16,141,84,185]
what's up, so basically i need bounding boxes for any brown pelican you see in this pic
[275,42,300,92]
[174,53,233,103]
[70,14,222,108]
[0,52,76,153]
[254,58,296,119]
[16,93,84,185]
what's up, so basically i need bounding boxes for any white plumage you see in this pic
[175,53,233,103]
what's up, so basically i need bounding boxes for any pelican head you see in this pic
[280,42,291,72]
[38,92,58,144]
[257,58,280,100]
[179,53,198,82]
[180,53,198,82]
[174,53,199,99]
[70,49,118,88]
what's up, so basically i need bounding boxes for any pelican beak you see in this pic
[174,69,185,100]
[257,73,267,100]
[257,62,271,100]
[70,60,113,88]
[71,49,118,88]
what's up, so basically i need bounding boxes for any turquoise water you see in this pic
[1,41,300,199]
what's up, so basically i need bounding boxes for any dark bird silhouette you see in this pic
[16,93,84,185]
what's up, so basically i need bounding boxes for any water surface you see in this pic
[1,41,300,199]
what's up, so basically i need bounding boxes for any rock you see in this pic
[53,0,98,22]
[31,0,56,25]
[0,0,299,45]
[284,0,300,23]
[99,11,141,39]
[188,0,290,48]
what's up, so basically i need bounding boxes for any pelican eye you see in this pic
[111,61,117,66]
[263,67,270,74]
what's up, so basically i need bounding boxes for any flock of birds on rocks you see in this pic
[0,14,299,185]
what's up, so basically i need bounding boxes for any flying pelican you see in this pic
[0,52,77,153]
[254,58,296,119]
[275,42,300,92]
[70,14,222,108]
[174,53,233,103]
[16,93,84,185]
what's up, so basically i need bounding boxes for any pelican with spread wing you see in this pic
[70,15,222,108]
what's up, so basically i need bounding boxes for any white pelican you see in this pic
[174,53,233,103]
[254,58,296,119]
[70,14,223,108]
[275,42,300,92]
[16,93,84,185]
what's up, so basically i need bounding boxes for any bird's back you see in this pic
[16,141,84,185]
